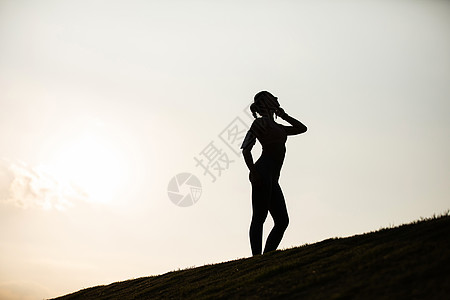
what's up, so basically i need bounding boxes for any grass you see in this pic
[51,213,450,299]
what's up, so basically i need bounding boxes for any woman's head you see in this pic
[250,91,280,118]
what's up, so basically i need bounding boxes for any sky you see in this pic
[1,0,449,299]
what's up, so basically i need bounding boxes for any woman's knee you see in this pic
[275,215,289,230]
[251,211,268,227]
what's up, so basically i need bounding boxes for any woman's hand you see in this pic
[275,107,287,118]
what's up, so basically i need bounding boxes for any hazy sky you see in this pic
[1,0,449,299]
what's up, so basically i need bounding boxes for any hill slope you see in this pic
[52,214,450,299]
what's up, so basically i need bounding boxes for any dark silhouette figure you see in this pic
[241,91,307,256]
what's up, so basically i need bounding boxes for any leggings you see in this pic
[250,156,289,255]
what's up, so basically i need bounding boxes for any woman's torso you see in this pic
[251,118,287,174]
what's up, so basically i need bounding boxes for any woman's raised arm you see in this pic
[277,107,307,135]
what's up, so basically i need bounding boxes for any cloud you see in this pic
[0,158,88,210]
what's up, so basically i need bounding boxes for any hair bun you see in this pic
[250,103,258,119]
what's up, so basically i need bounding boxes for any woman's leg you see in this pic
[263,182,289,254]
[249,176,271,256]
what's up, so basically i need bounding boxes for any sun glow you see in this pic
[47,130,127,204]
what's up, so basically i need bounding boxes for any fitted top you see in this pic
[241,113,307,176]
[241,117,290,166]
[250,117,288,146]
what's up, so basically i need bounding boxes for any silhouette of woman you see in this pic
[241,91,307,255]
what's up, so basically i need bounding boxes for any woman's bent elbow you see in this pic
[294,126,307,134]
[301,126,307,133]
[242,148,251,156]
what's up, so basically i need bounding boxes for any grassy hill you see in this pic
[52,214,450,299]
